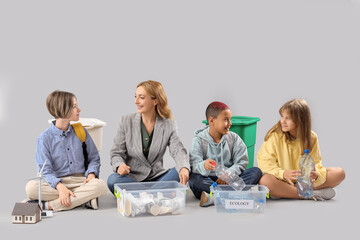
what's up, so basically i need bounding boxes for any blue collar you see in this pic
[50,120,72,137]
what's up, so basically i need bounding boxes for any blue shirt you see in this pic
[36,121,101,189]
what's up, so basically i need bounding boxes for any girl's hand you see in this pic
[84,173,96,184]
[117,163,131,175]
[204,159,216,171]
[56,182,76,207]
[179,168,189,185]
[310,171,318,183]
[283,170,301,186]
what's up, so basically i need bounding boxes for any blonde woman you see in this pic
[107,80,190,194]
[25,90,107,212]
[258,99,345,200]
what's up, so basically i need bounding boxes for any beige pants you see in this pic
[25,174,108,212]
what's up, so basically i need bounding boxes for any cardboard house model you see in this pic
[12,203,41,224]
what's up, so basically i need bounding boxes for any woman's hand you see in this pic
[56,182,76,207]
[283,170,301,185]
[84,173,96,184]
[204,159,216,171]
[179,168,189,185]
[117,163,131,175]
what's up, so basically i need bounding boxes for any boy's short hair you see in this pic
[205,101,230,120]
[46,90,76,119]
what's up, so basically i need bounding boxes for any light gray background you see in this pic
[0,0,359,239]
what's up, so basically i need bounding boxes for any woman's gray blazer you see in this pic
[110,113,190,181]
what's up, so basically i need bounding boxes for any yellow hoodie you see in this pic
[257,131,326,187]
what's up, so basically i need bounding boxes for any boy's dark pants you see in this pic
[189,167,263,199]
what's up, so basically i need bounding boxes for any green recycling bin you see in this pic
[202,116,260,168]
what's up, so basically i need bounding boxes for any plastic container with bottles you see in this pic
[210,183,269,213]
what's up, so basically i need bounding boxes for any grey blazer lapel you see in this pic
[132,113,148,164]
[147,115,164,163]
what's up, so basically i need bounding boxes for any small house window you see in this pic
[19,216,22,221]
[30,217,32,221]
[26,217,28,221]
[15,216,17,221]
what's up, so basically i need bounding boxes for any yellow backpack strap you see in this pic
[71,122,89,170]
[71,123,86,142]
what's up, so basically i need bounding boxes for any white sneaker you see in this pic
[91,198,99,210]
[312,188,336,201]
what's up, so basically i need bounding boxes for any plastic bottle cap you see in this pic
[212,182,218,187]
[210,162,217,166]
[304,149,309,154]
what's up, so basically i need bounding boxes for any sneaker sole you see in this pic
[91,198,99,210]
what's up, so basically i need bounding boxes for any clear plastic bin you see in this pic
[114,181,187,217]
[210,185,269,213]
[48,118,106,151]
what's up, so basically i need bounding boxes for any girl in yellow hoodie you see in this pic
[257,99,345,200]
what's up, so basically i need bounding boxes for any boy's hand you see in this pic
[117,163,131,175]
[204,159,216,171]
[84,173,96,184]
[216,178,228,185]
[283,170,301,186]
[56,182,76,207]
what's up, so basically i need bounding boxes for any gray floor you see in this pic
[2,180,356,240]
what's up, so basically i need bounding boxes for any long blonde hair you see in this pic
[265,99,312,151]
[137,80,173,119]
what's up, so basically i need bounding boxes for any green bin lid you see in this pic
[202,116,260,125]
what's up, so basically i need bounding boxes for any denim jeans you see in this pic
[189,167,263,199]
[107,167,180,194]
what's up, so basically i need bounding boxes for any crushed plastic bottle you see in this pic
[124,191,182,217]
[296,149,315,199]
[211,162,245,191]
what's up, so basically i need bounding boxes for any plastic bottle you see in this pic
[296,149,315,199]
[211,162,245,191]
